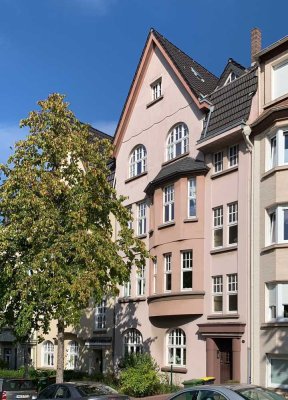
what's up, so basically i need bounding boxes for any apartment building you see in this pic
[250,31,288,388]
[112,28,257,384]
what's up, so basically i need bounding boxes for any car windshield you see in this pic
[76,384,118,396]
[3,380,36,391]
[235,388,286,400]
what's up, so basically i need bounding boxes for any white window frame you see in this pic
[188,177,196,218]
[212,276,223,313]
[228,145,239,167]
[153,257,157,294]
[42,340,54,367]
[127,205,133,230]
[129,145,147,178]
[266,282,288,322]
[167,328,186,366]
[164,254,172,292]
[136,265,145,296]
[137,201,147,236]
[123,329,143,356]
[227,274,238,313]
[228,202,238,245]
[267,205,288,245]
[214,151,223,173]
[267,128,288,170]
[95,298,107,330]
[151,79,162,101]
[213,206,223,248]
[181,251,193,290]
[267,355,288,389]
[123,280,131,297]
[163,185,175,223]
[166,123,189,161]
[66,341,79,370]
[272,60,288,101]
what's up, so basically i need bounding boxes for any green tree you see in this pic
[0,93,148,382]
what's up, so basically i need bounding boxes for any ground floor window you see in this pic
[66,341,79,370]
[123,328,143,356]
[268,355,288,388]
[167,328,186,366]
[42,340,54,367]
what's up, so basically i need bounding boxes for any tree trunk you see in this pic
[56,319,65,383]
[23,343,29,378]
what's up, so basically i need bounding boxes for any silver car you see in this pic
[0,378,37,400]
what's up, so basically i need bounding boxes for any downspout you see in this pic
[242,123,253,383]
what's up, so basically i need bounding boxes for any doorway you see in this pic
[215,339,232,383]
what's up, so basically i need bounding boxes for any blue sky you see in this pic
[0,0,287,163]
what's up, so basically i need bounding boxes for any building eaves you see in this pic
[250,103,288,136]
[199,68,258,142]
[255,35,288,60]
[145,156,208,195]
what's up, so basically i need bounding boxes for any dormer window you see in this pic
[166,123,189,161]
[272,60,288,100]
[151,79,162,101]
[225,72,238,85]
[129,145,147,178]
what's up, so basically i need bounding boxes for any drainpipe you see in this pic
[242,123,253,383]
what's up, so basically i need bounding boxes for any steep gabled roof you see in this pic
[216,58,247,88]
[199,67,258,142]
[88,125,112,141]
[152,29,218,97]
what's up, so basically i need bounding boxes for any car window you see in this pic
[77,385,108,396]
[54,386,71,399]
[38,385,58,399]
[170,390,199,400]
[197,390,227,400]
[3,380,36,391]
[236,389,286,400]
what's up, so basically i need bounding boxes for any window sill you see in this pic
[211,165,238,179]
[125,171,148,184]
[261,165,288,181]
[158,221,175,230]
[161,366,187,374]
[118,296,146,304]
[146,95,164,108]
[137,234,147,239]
[93,329,107,334]
[210,245,237,254]
[207,313,239,320]
[161,151,190,167]
[261,243,288,254]
[183,217,198,223]
[263,92,288,109]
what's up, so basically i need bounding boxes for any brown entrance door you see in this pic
[215,339,232,383]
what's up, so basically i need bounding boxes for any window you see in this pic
[95,299,106,329]
[66,341,79,370]
[267,206,288,244]
[164,254,172,291]
[266,283,288,321]
[188,177,196,218]
[181,251,192,290]
[137,201,147,235]
[228,145,239,167]
[136,266,145,296]
[214,151,223,173]
[167,328,186,366]
[228,202,238,245]
[129,145,147,178]
[151,79,162,100]
[268,356,288,388]
[42,341,54,367]
[153,257,157,294]
[213,206,223,247]
[213,276,223,312]
[127,206,133,230]
[123,329,142,355]
[123,281,131,297]
[163,185,175,223]
[166,123,189,161]
[268,129,288,170]
[272,60,288,100]
[225,71,238,85]
[227,274,238,312]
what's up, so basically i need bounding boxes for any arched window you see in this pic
[167,328,186,366]
[129,145,147,178]
[66,341,79,370]
[123,328,143,355]
[166,123,189,161]
[42,340,54,367]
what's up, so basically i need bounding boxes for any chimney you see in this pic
[251,27,262,63]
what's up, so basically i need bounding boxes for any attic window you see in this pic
[191,67,204,82]
[151,78,162,101]
[225,72,238,85]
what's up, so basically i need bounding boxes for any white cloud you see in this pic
[0,124,28,164]
[90,120,117,136]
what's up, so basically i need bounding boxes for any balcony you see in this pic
[148,291,204,317]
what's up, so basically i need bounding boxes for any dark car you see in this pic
[37,382,129,400]
[0,378,37,400]
[168,385,286,400]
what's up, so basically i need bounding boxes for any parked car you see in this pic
[37,382,129,400]
[168,385,286,400]
[0,378,37,400]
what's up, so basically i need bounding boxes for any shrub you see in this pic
[119,354,161,397]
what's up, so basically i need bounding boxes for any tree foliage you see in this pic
[0,93,148,379]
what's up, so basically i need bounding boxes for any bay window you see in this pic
[266,282,288,321]
[163,185,174,223]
